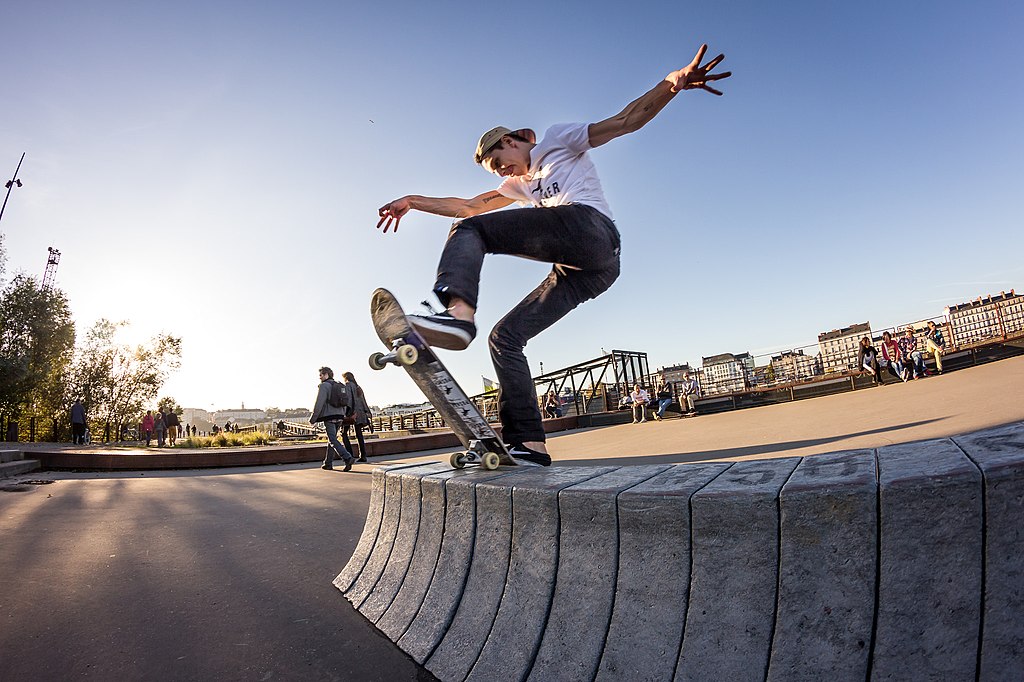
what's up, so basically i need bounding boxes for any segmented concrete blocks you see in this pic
[336,421,1024,681]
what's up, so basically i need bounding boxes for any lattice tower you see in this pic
[41,247,61,291]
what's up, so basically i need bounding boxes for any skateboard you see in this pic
[368,288,516,470]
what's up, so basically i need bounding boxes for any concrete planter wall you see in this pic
[336,421,1024,681]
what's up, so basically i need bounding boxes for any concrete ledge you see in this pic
[0,459,40,478]
[335,421,1024,681]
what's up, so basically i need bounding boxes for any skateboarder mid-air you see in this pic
[376,44,730,466]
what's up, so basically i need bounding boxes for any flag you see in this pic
[482,376,499,392]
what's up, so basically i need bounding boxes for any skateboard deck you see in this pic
[368,288,515,470]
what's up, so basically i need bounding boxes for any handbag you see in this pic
[344,408,368,427]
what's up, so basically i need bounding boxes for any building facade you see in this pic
[701,352,754,395]
[945,289,1024,347]
[818,322,872,374]
[770,350,821,383]
[182,408,211,426]
[213,408,267,425]
[380,402,433,416]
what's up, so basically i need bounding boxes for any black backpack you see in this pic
[327,380,352,412]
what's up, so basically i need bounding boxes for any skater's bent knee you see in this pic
[488,325,525,354]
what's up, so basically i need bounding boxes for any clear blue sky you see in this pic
[2,1,1022,411]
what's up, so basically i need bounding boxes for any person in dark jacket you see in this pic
[857,337,884,385]
[341,372,371,463]
[164,409,181,446]
[654,381,673,420]
[310,366,355,471]
[71,399,87,445]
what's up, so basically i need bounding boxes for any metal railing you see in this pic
[368,350,649,433]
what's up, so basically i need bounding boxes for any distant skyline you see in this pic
[2,1,1022,412]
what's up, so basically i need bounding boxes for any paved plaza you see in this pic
[2,356,1022,681]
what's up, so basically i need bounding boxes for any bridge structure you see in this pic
[369,350,650,432]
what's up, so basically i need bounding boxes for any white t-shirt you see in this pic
[495,123,613,220]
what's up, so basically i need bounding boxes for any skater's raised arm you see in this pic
[587,43,731,149]
[376,190,514,233]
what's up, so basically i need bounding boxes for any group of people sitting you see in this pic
[622,372,700,423]
[858,321,946,384]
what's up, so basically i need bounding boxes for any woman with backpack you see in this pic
[342,372,371,463]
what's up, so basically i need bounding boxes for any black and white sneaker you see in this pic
[408,312,477,350]
[507,444,552,467]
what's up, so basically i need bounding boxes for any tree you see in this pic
[69,319,182,439]
[0,274,75,439]
[157,396,183,416]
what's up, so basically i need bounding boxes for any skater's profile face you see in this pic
[481,137,530,178]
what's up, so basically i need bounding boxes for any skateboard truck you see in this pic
[450,439,502,471]
[369,340,419,371]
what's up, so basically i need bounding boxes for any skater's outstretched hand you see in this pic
[665,44,731,96]
[377,197,411,233]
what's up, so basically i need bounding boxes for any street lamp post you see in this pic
[0,152,26,225]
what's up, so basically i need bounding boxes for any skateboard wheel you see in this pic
[369,352,387,371]
[397,344,419,366]
[450,452,466,469]
[482,453,500,470]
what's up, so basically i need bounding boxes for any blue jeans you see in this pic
[324,420,352,467]
[909,351,926,377]
[656,398,672,418]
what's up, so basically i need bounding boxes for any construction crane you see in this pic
[41,247,61,291]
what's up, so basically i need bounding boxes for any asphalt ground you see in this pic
[0,466,434,682]
[2,356,1022,681]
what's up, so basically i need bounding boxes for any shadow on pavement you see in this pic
[562,417,949,467]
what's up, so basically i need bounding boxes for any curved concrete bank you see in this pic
[334,421,1024,681]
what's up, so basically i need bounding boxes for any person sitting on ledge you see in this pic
[897,327,926,380]
[879,330,904,381]
[680,372,699,415]
[630,384,650,423]
[857,337,885,385]
[925,320,946,374]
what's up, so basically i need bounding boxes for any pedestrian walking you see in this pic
[310,367,355,471]
[141,411,154,446]
[70,399,87,445]
[341,372,371,462]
